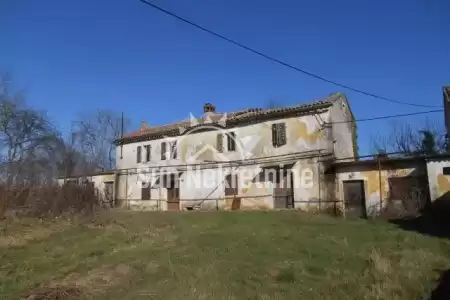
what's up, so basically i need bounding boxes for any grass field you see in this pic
[1,211,449,299]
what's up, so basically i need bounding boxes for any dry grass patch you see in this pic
[21,286,86,300]
[21,264,134,300]
[0,221,71,248]
[2,211,450,299]
[368,248,391,275]
[64,264,134,293]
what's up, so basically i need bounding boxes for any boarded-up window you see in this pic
[141,182,151,200]
[217,133,223,152]
[161,142,167,160]
[145,145,151,162]
[227,132,236,152]
[225,174,238,196]
[171,141,177,159]
[136,146,142,163]
[272,123,286,147]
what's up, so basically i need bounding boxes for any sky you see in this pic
[1,0,449,155]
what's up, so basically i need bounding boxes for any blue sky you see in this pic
[1,0,449,155]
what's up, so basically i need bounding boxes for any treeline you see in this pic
[0,73,127,186]
[0,73,127,218]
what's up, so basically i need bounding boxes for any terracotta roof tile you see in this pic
[118,93,344,144]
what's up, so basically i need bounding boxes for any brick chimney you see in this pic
[203,103,216,114]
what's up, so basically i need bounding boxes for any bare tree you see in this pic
[0,74,57,186]
[371,120,446,156]
[72,110,128,171]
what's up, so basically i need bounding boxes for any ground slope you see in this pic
[1,211,449,299]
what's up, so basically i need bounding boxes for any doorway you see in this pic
[104,181,114,207]
[272,168,294,209]
[167,187,180,211]
[343,180,367,218]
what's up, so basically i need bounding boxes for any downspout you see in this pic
[378,158,382,216]
[113,171,118,208]
[159,171,162,211]
[125,170,129,209]
[318,150,321,212]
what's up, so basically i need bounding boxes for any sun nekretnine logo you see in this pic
[177,112,253,163]
[134,111,315,195]
[135,112,261,191]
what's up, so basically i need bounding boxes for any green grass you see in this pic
[1,211,449,299]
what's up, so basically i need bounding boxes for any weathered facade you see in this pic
[115,93,357,211]
[426,157,450,202]
[331,157,429,217]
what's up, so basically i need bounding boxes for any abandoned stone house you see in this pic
[58,87,450,217]
[107,92,357,212]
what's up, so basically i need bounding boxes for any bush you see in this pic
[0,183,102,219]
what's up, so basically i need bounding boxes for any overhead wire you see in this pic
[139,0,442,108]
[328,109,443,124]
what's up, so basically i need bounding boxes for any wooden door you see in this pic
[167,187,180,211]
[273,170,294,209]
[343,180,367,218]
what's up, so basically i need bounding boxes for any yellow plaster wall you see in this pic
[175,114,329,163]
[437,175,450,196]
[336,166,418,215]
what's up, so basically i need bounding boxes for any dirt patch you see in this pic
[64,264,133,293]
[21,264,134,300]
[21,286,86,300]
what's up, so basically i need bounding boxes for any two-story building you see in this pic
[113,92,357,212]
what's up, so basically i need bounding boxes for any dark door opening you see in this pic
[343,180,367,218]
[167,187,179,211]
[166,175,180,211]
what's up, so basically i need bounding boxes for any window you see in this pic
[170,141,178,159]
[136,146,142,163]
[144,145,151,162]
[227,132,236,152]
[141,182,151,200]
[443,167,450,175]
[225,174,238,196]
[272,123,286,147]
[161,142,167,160]
[217,133,223,152]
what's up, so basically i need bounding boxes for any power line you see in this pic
[329,109,443,124]
[139,0,442,109]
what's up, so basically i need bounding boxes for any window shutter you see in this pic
[161,142,166,160]
[145,145,151,162]
[277,123,286,146]
[171,141,178,159]
[272,124,278,147]
[137,146,142,163]
[227,132,236,151]
[217,133,223,152]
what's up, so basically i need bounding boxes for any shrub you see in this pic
[0,183,102,219]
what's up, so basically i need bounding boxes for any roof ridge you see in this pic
[120,93,345,143]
